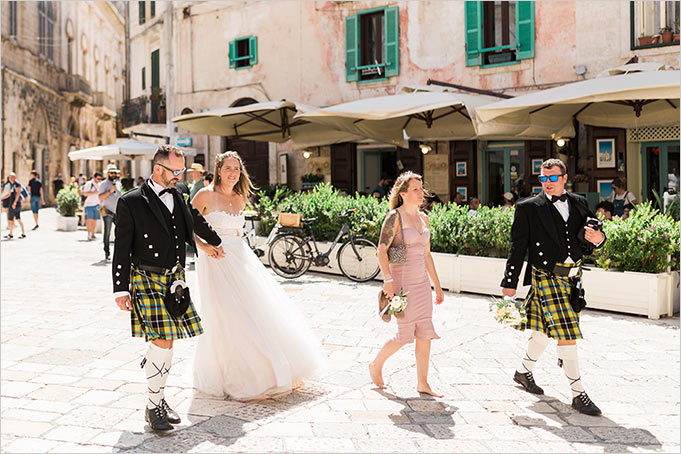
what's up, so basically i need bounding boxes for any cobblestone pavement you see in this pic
[1,209,679,453]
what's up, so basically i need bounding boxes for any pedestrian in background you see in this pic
[607,177,637,216]
[28,170,45,230]
[98,165,121,260]
[501,191,516,211]
[468,197,481,214]
[187,163,205,201]
[83,172,103,241]
[203,172,214,186]
[1,173,26,239]
[595,201,614,221]
[53,173,64,211]
[135,176,145,188]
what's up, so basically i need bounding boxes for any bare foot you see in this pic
[417,383,443,398]
[368,362,386,389]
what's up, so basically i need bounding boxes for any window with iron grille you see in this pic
[38,1,54,60]
[630,1,680,49]
[9,1,17,38]
[465,1,534,67]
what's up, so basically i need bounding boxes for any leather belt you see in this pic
[134,261,178,276]
[552,263,581,278]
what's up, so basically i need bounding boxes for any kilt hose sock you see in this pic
[142,343,173,410]
[556,344,585,398]
[517,330,550,374]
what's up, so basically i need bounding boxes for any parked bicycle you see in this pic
[267,209,380,282]
[242,212,265,258]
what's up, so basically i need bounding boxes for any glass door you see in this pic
[642,141,680,208]
[483,145,525,205]
[360,149,397,195]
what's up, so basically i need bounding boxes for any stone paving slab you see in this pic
[1,209,679,452]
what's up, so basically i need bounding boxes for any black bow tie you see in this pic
[549,193,567,203]
[159,187,176,197]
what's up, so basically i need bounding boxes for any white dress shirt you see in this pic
[545,191,574,264]
[148,177,174,213]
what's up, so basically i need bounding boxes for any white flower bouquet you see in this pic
[489,296,527,327]
[388,289,408,319]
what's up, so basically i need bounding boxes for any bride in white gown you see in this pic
[191,151,325,401]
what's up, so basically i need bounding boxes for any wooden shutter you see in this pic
[331,143,357,194]
[516,1,535,60]
[464,1,482,67]
[397,141,424,175]
[345,15,359,82]
[228,40,236,68]
[227,138,270,187]
[249,36,258,66]
[384,7,399,77]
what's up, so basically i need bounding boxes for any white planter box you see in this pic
[581,267,679,320]
[431,252,457,291]
[57,215,78,231]
[454,254,529,299]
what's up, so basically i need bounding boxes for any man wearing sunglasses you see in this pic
[501,158,605,416]
[112,145,224,431]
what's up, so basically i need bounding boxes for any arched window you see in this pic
[180,107,193,115]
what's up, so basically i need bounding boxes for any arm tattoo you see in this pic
[379,211,397,247]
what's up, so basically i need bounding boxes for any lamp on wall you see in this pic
[555,138,567,148]
[303,150,311,159]
[419,144,432,155]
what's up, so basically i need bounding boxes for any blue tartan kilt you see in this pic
[130,265,203,341]
[514,263,583,340]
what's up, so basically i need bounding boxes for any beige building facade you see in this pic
[1,1,125,200]
[125,1,678,204]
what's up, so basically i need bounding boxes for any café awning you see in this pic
[171,100,363,149]
[475,70,680,139]
[294,91,497,147]
[68,139,196,161]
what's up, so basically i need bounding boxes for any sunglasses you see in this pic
[156,162,185,177]
[538,174,565,183]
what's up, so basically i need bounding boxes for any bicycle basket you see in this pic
[278,212,301,227]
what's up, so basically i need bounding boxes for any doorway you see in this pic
[360,149,396,195]
[482,144,525,206]
[642,141,680,207]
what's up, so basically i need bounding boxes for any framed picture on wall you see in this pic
[597,179,613,200]
[596,138,616,168]
[531,159,543,175]
[456,161,467,177]
[531,186,542,195]
[456,186,468,200]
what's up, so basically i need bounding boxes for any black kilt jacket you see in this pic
[501,192,606,289]
[112,180,221,293]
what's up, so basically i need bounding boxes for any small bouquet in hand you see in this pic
[388,289,408,319]
[489,296,527,327]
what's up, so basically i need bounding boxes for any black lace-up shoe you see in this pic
[513,370,545,394]
[160,399,181,424]
[572,392,602,416]
[145,405,173,431]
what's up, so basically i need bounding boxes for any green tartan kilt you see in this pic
[130,265,203,341]
[514,264,583,340]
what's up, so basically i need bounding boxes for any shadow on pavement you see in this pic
[113,386,326,451]
[520,399,663,452]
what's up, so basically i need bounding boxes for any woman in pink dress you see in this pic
[369,171,445,397]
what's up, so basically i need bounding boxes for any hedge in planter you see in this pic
[593,202,680,273]
[56,187,80,217]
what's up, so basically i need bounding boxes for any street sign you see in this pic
[177,137,192,147]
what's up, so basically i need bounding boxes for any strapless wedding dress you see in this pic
[193,211,325,400]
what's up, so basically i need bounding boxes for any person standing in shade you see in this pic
[502,158,606,416]
[28,170,45,230]
[113,145,224,431]
[83,172,103,241]
[607,177,637,217]
[99,164,122,261]
[187,163,205,201]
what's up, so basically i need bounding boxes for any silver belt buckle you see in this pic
[568,267,579,278]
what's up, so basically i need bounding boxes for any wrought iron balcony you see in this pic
[60,74,92,106]
[121,95,165,129]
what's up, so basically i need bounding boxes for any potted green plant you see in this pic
[660,25,674,43]
[56,187,80,231]
[638,33,659,46]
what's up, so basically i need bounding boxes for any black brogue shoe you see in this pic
[513,370,545,395]
[145,405,173,431]
[160,399,181,424]
[571,392,602,416]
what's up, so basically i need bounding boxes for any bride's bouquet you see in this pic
[388,289,408,319]
[489,296,527,327]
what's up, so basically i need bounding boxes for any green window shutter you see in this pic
[384,6,399,77]
[345,15,358,82]
[516,1,535,60]
[228,40,236,68]
[249,36,258,66]
[464,1,482,66]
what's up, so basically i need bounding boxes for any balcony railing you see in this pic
[92,91,116,112]
[121,95,165,129]
[60,74,92,106]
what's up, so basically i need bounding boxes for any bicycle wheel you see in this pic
[337,236,380,282]
[268,234,312,279]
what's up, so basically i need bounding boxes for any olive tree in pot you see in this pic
[56,188,80,231]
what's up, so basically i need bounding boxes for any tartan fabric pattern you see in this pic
[514,263,583,340]
[130,265,203,341]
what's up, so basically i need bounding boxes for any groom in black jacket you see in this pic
[113,145,224,431]
[501,158,605,416]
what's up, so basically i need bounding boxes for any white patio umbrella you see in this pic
[475,70,680,139]
[68,139,197,161]
[295,91,497,147]
[171,100,363,149]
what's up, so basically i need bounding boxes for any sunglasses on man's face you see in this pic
[156,162,185,177]
[538,174,565,183]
